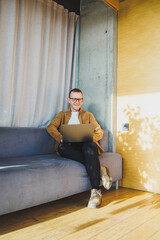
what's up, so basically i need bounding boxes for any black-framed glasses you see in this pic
[70,98,83,103]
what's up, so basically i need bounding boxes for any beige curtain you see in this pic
[0,0,79,127]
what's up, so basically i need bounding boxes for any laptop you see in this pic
[62,123,94,143]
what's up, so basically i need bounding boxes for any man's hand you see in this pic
[60,139,63,143]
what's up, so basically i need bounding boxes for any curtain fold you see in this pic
[0,0,79,127]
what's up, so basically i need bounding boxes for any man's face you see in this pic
[67,91,83,112]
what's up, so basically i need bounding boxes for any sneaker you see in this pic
[100,165,113,190]
[88,189,102,208]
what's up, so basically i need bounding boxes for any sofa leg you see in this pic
[116,180,118,190]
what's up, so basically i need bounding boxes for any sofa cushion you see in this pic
[0,127,109,158]
[99,130,108,152]
[0,127,55,158]
[0,154,91,215]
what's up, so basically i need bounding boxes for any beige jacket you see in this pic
[46,108,104,155]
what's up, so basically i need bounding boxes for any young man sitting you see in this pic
[46,88,112,208]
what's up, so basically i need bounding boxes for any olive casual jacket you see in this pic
[46,108,104,155]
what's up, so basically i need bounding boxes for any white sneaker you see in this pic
[88,189,102,208]
[101,165,113,190]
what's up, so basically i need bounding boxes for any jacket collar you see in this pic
[67,107,83,113]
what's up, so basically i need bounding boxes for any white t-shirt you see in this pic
[68,112,80,125]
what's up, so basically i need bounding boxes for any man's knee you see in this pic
[82,142,98,156]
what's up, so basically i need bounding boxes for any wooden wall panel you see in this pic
[117,0,160,193]
[103,0,119,10]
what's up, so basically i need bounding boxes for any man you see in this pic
[46,88,112,208]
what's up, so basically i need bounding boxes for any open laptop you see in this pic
[62,123,94,143]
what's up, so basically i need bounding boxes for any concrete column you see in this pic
[78,0,117,152]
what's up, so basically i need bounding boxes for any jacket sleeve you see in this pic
[46,111,63,144]
[89,113,104,142]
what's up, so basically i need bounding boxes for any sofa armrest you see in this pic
[99,152,122,182]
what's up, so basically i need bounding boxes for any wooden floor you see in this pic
[1,187,160,240]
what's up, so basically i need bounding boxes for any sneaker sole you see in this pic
[88,200,102,209]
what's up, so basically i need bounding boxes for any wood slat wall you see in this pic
[103,0,119,10]
[117,0,160,193]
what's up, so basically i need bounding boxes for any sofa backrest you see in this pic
[0,127,55,158]
[0,127,108,158]
[99,130,108,152]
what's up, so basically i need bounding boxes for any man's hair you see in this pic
[69,88,83,98]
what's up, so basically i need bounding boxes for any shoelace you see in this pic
[91,189,102,197]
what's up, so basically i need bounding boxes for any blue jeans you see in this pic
[58,142,101,189]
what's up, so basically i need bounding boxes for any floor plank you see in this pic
[0,187,160,240]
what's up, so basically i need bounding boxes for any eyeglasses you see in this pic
[70,98,83,103]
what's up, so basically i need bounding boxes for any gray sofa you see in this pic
[0,127,122,215]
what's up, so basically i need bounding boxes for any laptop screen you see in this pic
[62,123,94,142]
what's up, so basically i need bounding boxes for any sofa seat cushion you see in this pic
[0,154,66,171]
[0,154,91,215]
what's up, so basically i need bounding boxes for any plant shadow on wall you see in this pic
[117,105,160,193]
